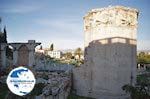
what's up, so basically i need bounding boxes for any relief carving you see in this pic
[85,8,137,28]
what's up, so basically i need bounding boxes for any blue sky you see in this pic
[0,0,150,50]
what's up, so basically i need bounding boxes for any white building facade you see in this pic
[48,51,62,59]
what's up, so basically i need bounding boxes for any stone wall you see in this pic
[73,6,138,99]
[18,45,29,66]
[36,71,72,99]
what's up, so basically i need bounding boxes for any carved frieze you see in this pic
[84,6,138,30]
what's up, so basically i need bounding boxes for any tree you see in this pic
[74,48,83,60]
[50,43,54,51]
[0,19,7,43]
[64,52,72,59]
[137,52,150,64]
[3,26,7,43]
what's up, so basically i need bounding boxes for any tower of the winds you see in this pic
[73,6,139,99]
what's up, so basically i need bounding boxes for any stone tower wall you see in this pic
[73,6,138,99]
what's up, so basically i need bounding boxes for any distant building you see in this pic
[48,51,62,59]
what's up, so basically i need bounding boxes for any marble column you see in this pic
[13,48,18,66]
[27,42,41,67]
[1,49,6,67]
[0,44,7,68]
[28,49,35,66]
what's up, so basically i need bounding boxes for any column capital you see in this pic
[9,43,23,51]
[26,43,41,51]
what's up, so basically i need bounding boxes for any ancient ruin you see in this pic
[0,24,72,99]
[0,5,140,99]
[73,6,139,99]
[35,71,72,99]
[0,40,40,68]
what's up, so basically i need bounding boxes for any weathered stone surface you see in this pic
[73,6,138,99]
[18,45,29,66]
[35,56,73,72]
[36,71,71,99]
[9,40,41,67]
[84,6,138,47]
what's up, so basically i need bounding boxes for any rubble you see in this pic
[36,71,71,99]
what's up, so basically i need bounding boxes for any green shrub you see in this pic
[122,74,150,99]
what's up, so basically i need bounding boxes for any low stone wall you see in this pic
[35,71,72,99]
